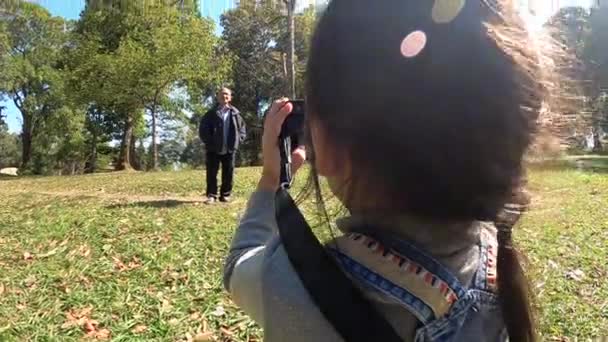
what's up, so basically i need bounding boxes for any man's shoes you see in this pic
[219,196,231,203]
[204,196,216,205]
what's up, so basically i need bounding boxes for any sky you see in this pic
[1,0,593,133]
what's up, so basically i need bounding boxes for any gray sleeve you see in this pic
[223,190,277,324]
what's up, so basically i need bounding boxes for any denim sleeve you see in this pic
[223,190,277,323]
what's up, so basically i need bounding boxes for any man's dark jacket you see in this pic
[199,105,246,154]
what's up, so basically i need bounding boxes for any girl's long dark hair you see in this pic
[301,1,560,340]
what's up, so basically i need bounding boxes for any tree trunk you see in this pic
[286,0,296,98]
[20,113,33,170]
[593,126,603,152]
[87,128,98,173]
[151,100,159,171]
[116,115,134,171]
[130,137,140,170]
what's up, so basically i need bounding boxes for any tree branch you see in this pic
[12,90,24,110]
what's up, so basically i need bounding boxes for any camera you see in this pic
[279,100,305,139]
[278,100,305,189]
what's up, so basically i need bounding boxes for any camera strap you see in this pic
[274,189,403,342]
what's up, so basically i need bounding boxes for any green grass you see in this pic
[0,164,607,341]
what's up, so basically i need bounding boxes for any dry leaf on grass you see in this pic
[62,307,110,340]
[23,252,34,260]
[87,327,110,340]
[112,256,142,271]
[112,256,127,271]
[127,257,142,269]
[0,283,5,296]
[193,331,214,342]
[131,324,147,334]
[61,307,93,329]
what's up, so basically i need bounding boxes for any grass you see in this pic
[0,162,607,341]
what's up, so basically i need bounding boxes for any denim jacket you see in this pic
[224,191,508,341]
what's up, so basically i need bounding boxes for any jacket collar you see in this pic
[216,104,239,115]
[335,214,480,258]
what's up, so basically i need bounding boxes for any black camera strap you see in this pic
[274,189,403,342]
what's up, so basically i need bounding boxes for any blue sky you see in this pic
[1,0,592,133]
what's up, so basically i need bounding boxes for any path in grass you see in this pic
[0,164,607,340]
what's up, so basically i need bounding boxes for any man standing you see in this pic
[199,88,246,204]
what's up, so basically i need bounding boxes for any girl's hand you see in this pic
[258,98,307,191]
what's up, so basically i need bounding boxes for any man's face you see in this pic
[217,89,232,106]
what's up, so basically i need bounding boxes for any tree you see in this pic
[283,0,296,97]
[74,0,221,171]
[0,2,70,169]
[114,6,218,170]
[586,6,608,150]
[0,116,20,168]
[547,6,608,151]
[219,1,316,165]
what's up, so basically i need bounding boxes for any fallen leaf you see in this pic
[112,256,127,271]
[0,283,5,296]
[89,327,110,340]
[23,252,34,260]
[193,332,214,342]
[62,306,93,329]
[127,257,142,270]
[83,320,98,333]
[132,324,147,334]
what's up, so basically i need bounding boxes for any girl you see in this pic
[224,0,550,340]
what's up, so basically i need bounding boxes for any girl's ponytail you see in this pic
[496,189,536,342]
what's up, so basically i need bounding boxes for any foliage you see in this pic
[69,0,224,171]
[218,1,316,166]
[0,119,20,168]
[0,1,73,169]
[547,6,608,151]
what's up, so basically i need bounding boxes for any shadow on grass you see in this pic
[106,199,200,209]
[0,175,18,181]
[528,155,608,174]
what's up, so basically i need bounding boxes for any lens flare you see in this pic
[400,30,427,58]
